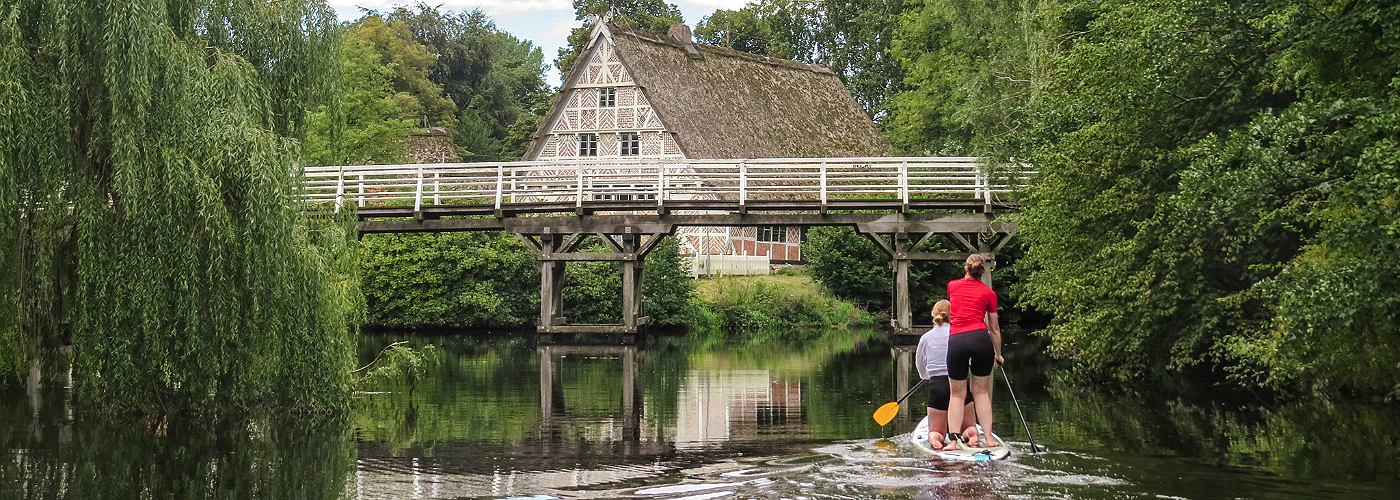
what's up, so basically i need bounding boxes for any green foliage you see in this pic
[802,227,893,310]
[559,236,698,325]
[353,341,442,393]
[800,226,968,322]
[0,0,359,412]
[641,236,697,325]
[360,232,539,327]
[562,258,624,324]
[555,0,685,74]
[359,233,696,327]
[1000,0,1400,394]
[383,3,550,161]
[693,0,909,118]
[303,26,421,166]
[695,8,774,55]
[351,15,458,129]
[696,276,878,337]
[888,0,1051,155]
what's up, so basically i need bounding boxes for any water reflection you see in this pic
[2,385,354,500]
[3,330,1398,499]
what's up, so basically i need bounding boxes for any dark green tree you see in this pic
[641,236,696,325]
[888,0,1048,155]
[691,0,909,119]
[1009,0,1400,393]
[802,227,893,311]
[382,4,549,161]
[554,0,685,74]
[0,0,359,412]
[303,25,423,166]
[694,8,773,55]
[360,232,539,327]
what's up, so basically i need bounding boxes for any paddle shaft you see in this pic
[999,364,1040,453]
[897,377,926,405]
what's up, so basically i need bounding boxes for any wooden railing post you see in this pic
[576,161,584,213]
[899,160,909,213]
[738,161,748,215]
[655,159,666,214]
[494,163,505,218]
[357,174,365,208]
[820,161,828,215]
[432,170,441,206]
[413,165,424,220]
[333,165,345,213]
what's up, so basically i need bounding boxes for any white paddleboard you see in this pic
[910,415,1011,461]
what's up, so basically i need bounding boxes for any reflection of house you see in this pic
[524,23,889,264]
[675,370,807,449]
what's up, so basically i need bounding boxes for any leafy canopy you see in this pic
[0,0,361,412]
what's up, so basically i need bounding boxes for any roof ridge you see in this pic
[606,23,834,75]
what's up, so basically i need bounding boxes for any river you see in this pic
[3,329,1396,499]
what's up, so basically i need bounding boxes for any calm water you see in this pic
[3,330,1397,499]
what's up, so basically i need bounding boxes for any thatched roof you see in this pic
[405,127,461,163]
[528,24,889,159]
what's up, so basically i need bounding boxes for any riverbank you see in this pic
[689,271,881,338]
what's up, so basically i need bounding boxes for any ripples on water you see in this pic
[4,332,1397,499]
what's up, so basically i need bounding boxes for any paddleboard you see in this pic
[910,416,1011,461]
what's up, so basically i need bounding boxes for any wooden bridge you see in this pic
[302,157,1030,337]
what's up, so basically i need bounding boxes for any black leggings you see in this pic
[947,329,994,380]
[926,375,973,411]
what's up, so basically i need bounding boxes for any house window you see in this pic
[758,226,785,243]
[593,192,656,201]
[579,133,597,156]
[598,88,616,107]
[620,132,640,156]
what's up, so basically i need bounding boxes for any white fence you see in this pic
[300,157,1033,213]
[688,255,771,277]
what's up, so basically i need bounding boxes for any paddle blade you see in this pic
[872,401,900,426]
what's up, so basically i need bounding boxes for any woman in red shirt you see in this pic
[943,254,1003,449]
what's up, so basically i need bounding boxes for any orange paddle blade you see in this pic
[872,401,900,426]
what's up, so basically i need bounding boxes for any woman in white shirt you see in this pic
[914,300,979,450]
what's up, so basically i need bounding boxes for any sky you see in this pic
[324,1,752,86]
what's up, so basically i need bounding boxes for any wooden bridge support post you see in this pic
[894,346,914,419]
[894,230,912,331]
[538,232,567,329]
[621,347,641,443]
[621,231,643,330]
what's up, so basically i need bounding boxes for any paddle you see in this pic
[999,364,1040,453]
[872,378,926,426]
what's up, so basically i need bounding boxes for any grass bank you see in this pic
[689,271,880,340]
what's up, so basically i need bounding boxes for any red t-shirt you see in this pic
[947,278,997,334]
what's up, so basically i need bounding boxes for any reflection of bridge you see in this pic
[304,158,1029,334]
[537,344,642,441]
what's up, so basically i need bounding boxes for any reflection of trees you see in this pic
[1,391,354,499]
[1033,380,1400,481]
[353,335,540,452]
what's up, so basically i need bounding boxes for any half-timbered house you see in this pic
[524,22,889,264]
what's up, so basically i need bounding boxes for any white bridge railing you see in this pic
[301,157,1032,213]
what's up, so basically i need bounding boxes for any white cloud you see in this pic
[675,0,752,13]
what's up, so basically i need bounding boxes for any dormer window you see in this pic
[598,88,616,107]
[578,134,598,156]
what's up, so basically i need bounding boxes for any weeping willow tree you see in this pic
[0,1,361,413]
